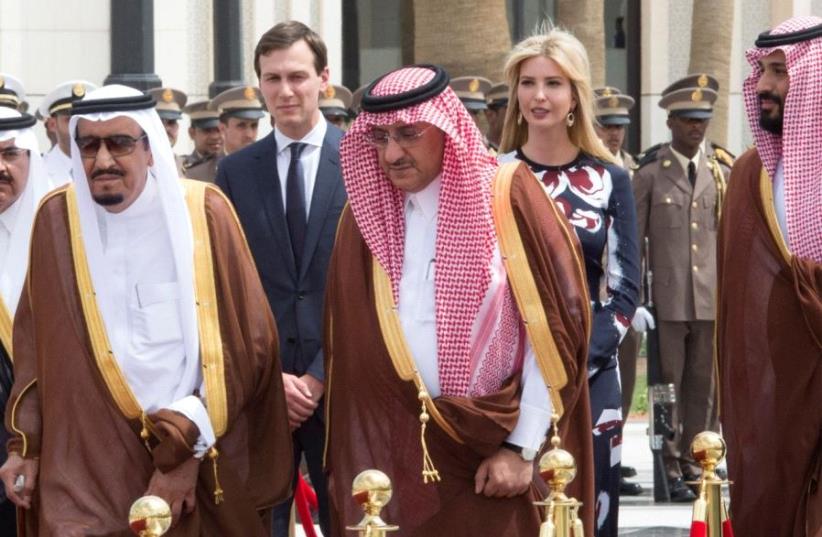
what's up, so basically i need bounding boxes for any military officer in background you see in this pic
[633,73,731,502]
[181,99,223,182]
[594,86,637,170]
[0,74,27,112]
[593,85,645,497]
[147,87,187,175]
[450,75,492,133]
[349,84,366,118]
[38,80,98,185]
[319,84,352,130]
[210,85,266,155]
[483,82,508,152]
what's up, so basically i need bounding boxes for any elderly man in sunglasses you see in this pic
[0,85,294,536]
[323,65,596,536]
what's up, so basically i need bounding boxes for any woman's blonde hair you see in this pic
[499,26,615,163]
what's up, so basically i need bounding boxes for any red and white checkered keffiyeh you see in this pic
[340,66,502,396]
[744,15,822,263]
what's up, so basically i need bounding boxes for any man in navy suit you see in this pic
[216,20,345,536]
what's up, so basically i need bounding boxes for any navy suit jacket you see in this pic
[216,125,346,381]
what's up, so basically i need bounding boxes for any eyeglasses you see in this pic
[75,133,148,159]
[0,147,30,164]
[364,124,433,148]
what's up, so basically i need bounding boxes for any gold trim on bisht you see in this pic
[491,162,592,419]
[373,258,464,483]
[758,167,792,264]
[66,182,230,502]
[0,297,13,359]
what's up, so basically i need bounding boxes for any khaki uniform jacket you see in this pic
[633,144,729,321]
[182,149,223,183]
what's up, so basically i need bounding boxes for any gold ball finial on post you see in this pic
[346,470,399,536]
[690,431,727,481]
[128,495,172,537]
[688,431,734,535]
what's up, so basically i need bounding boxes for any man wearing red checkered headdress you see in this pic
[717,16,822,537]
[323,65,595,535]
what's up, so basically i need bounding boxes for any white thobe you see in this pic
[43,145,73,187]
[773,159,791,249]
[398,177,552,451]
[95,176,215,455]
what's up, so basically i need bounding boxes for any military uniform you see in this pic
[147,87,187,176]
[319,84,352,130]
[450,76,492,147]
[181,100,223,183]
[633,74,732,487]
[0,73,27,112]
[484,83,508,153]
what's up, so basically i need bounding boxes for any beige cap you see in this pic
[450,76,492,111]
[593,86,635,125]
[486,82,509,108]
[658,74,719,119]
[319,84,353,118]
[208,85,265,120]
[147,87,187,121]
[183,100,220,128]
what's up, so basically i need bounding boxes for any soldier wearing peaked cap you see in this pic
[209,85,266,155]
[39,80,98,186]
[450,76,492,132]
[182,99,223,183]
[349,84,366,118]
[632,73,730,502]
[319,84,352,130]
[484,82,508,151]
[147,87,187,175]
[0,74,27,112]
[593,86,637,171]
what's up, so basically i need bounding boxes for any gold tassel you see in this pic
[417,386,441,484]
[572,518,584,537]
[540,505,556,537]
[692,496,707,522]
[140,412,151,451]
[208,447,225,504]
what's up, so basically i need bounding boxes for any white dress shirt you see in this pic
[670,145,702,183]
[95,176,215,455]
[398,177,552,451]
[274,117,328,218]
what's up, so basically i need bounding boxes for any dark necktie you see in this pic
[688,161,696,188]
[286,142,307,270]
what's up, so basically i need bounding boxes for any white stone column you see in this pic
[640,0,670,149]
[771,0,811,25]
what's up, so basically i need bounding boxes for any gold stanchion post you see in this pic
[128,495,172,537]
[346,470,399,536]
[688,431,734,537]
[534,413,585,537]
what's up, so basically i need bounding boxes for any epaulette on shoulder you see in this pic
[636,142,667,169]
[710,142,735,168]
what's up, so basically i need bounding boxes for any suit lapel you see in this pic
[253,132,297,278]
[660,147,691,195]
[300,133,340,280]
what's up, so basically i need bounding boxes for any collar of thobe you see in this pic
[67,84,201,400]
[669,145,701,174]
[0,196,22,238]
[404,174,441,224]
[274,115,327,155]
[94,172,159,249]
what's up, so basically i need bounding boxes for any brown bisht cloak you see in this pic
[5,181,293,536]
[717,149,822,537]
[324,163,594,536]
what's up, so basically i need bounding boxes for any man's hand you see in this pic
[474,448,533,498]
[283,373,321,430]
[631,306,656,332]
[0,453,38,508]
[145,456,200,526]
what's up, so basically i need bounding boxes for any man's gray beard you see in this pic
[93,193,125,206]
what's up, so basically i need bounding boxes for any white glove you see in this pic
[630,306,656,332]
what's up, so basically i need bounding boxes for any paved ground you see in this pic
[294,419,717,536]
